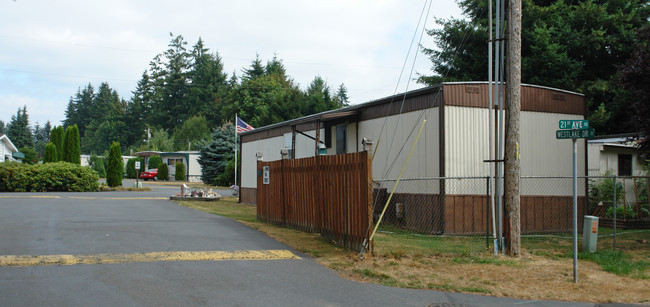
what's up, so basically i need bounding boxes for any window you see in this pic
[618,154,632,176]
[168,158,183,166]
[336,124,347,155]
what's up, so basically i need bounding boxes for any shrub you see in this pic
[43,142,58,163]
[92,157,106,178]
[157,162,169,181]
[106,142,123,187]
[0,162,99,192]
[63,124,81,164]
[148,155,162,170]
[175,161,185,181]
[126,157,145,179]
[50,126,65,161]
[20,146,38,165]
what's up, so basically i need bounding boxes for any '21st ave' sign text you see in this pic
[559,120,589,130]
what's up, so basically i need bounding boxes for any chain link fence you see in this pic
[370,176,650,255]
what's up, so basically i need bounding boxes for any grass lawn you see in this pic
[176,198,650,304]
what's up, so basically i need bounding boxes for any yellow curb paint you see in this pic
[0,196,61,199]
[0,250,300,267]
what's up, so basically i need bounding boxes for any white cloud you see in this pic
[0,0,462,126]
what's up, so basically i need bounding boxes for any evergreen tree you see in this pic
[175,161,186,181]
[50,126,65,161]
[33,121,51,159]
[63,124,81,164]
[0,120,5,134]
[106,142,123,187]
[6,106,33,149]
[92,157,107,178]
[157,162,169,181]
[43,142,58,163]
[125,71,154,148]
[197,123,235,185]
[125,157,145,179]
[147,155,162,170]
[420,0,650,134]
[187,38,229,127]
[20,146,38,165]
[619,27,650,153]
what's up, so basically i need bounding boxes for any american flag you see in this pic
[236,117,254,134]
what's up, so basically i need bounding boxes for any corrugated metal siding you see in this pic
[444,106,491,179]
[442,83,492,108]
[359,91,441,121]
[358,109,440,184]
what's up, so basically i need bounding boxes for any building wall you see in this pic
[188,154,201,182]
[358,109,440,181]
[241,135,285,189]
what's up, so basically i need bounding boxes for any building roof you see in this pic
[0,134,19,153]
[240,82,585,137]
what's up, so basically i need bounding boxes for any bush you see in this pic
[92,157,106,178]
[175,161,185,181]
[148,155,162,170]
[106,142,123,187]
[50,126,65,161]
[20,146,38,165]
[43,142,58,163]
[63,124,81,164]
[126,157,145,179]
[0,162,99,192]
[157,162,169,181]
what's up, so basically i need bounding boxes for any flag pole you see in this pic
[234,113,238,189]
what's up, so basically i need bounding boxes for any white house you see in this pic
[0,134,21,163]
[588,134,648,177]
[159,151,201,182]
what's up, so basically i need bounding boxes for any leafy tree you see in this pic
[63,124,81,164]
[619,27,650,154]
[157,162,169,181]
[420,0,650,134]
[6,106,33,149]
[137,127,174,152]
[197,123,235,185]
[43,142,58,163]
[172,115,210,150]
[175,161,186,181]
[106,142,123,187]
[20,146,38,165]
[147,155,162,170]
[49,126,65,161]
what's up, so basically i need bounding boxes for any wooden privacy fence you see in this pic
[257,152,373,251]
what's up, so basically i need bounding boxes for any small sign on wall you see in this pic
[263,166,270,185]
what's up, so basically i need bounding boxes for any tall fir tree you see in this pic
[106,141,123,187]
[63,124,81,164]
[6,106,33,149]
[197,123,235,185]
[43,142,58,163]
[50,126,65,161]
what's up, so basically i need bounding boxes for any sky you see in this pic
[0,0,462,128]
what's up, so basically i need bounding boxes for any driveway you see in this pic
[0,191,618,306]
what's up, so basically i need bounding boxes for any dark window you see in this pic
[336,124,347,155]
[618,154,632,176]
[324,125,332,148]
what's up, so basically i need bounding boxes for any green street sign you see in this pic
[556,128,595,139]
[559,120,589,130]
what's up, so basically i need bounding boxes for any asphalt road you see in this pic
[0,187,630,307]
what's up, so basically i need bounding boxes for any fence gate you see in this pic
[257,152,373,251]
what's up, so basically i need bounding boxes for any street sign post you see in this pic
[135,161,141,187]
[556,120,593,284]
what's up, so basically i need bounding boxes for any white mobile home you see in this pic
[239,82,588,233]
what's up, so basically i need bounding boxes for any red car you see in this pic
[140,169,158,181]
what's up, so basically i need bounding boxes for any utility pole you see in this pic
[505,0,522,257]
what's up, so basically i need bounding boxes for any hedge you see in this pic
[0,162,99,192]
[157,162,169,181]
